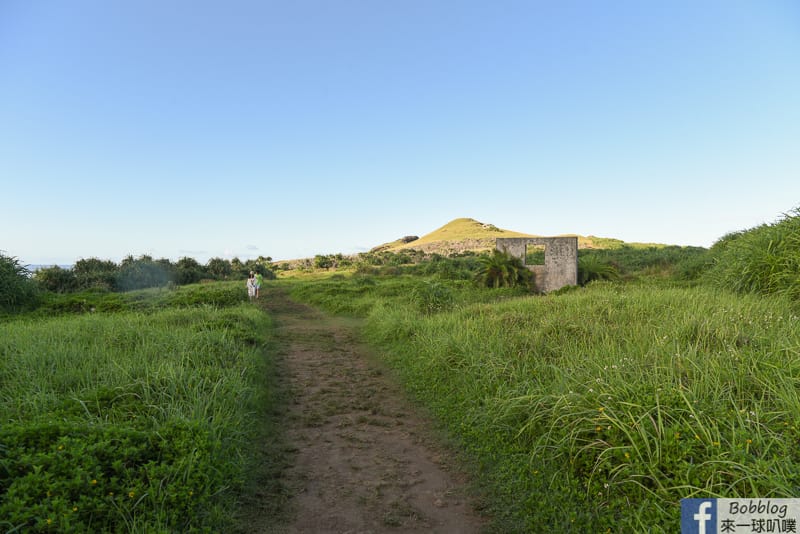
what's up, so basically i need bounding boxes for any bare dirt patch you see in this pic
[253,287,486,533]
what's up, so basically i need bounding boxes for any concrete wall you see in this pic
[496,237,578,293]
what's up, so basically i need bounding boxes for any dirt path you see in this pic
[255,287,486,534]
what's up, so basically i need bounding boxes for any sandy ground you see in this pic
[251,287,486,534]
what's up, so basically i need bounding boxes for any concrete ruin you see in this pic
[496,237,578,293]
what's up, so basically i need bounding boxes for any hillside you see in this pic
[371,218,657,255]
[370,218,532,255]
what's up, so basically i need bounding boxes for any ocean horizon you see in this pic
[27,264,74,271]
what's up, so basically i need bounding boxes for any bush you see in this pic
[34,265,78,293]
[73,258,118,291]
[410,280,456,314]
[0,252,38,312]
[175,257,205,285]
[116,256,174,291]
[206,257,232,279]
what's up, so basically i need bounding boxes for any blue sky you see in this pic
[2,1,799,265]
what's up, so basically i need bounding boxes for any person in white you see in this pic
[246,271,256,299]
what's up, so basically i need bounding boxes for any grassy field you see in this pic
[0,282,278,532]
[287,274,800,532]
[3,209,797,532]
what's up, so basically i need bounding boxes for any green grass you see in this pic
[28,280,248,316]
[0,287,276,532]
[578,245,710,283]
[287,274,800,532]
[706,207,800,301]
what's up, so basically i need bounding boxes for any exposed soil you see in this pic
[251,287,486,533]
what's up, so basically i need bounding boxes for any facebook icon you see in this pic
[681,499,717,534]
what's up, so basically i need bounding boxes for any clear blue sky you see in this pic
[2,1,799,265]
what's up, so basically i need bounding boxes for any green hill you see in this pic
[371,218,662,255]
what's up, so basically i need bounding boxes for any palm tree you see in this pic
[577,256,620,285]
[475,250,534,289]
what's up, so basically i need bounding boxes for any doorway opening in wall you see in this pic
[525,244,546,266]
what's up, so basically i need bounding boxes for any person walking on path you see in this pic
[246,271,256,300]
[255,272,263,299]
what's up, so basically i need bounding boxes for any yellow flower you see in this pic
[129,491,135,499]
[91,479,98,485]
[598,407,605,413]
[46,519,52,525]
[624,452,630,459]
[72,506,78,512]
[596,425,603,432]
[746,439,753,444]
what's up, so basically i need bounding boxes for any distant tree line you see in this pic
[33,255,276,294]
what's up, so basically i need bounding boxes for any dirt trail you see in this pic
[256,287,485,534]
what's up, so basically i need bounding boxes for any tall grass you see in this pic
[706,208,800,301]
[0,300,273,532]
[289,275,800,532]
[578,245,710,282]
[0,252,38,313]
[286,275,527,317]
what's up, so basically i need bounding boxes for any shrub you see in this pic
[73,258,118,291]
[314,254,334,270]
[33,265,78,293]
[410,280,455,314]
[116,256,174,291]
[175,257,205,285]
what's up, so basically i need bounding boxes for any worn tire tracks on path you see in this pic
[253,287,485,534]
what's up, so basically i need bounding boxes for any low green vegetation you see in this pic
[30,280,248,316]
[0,285,278,532]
